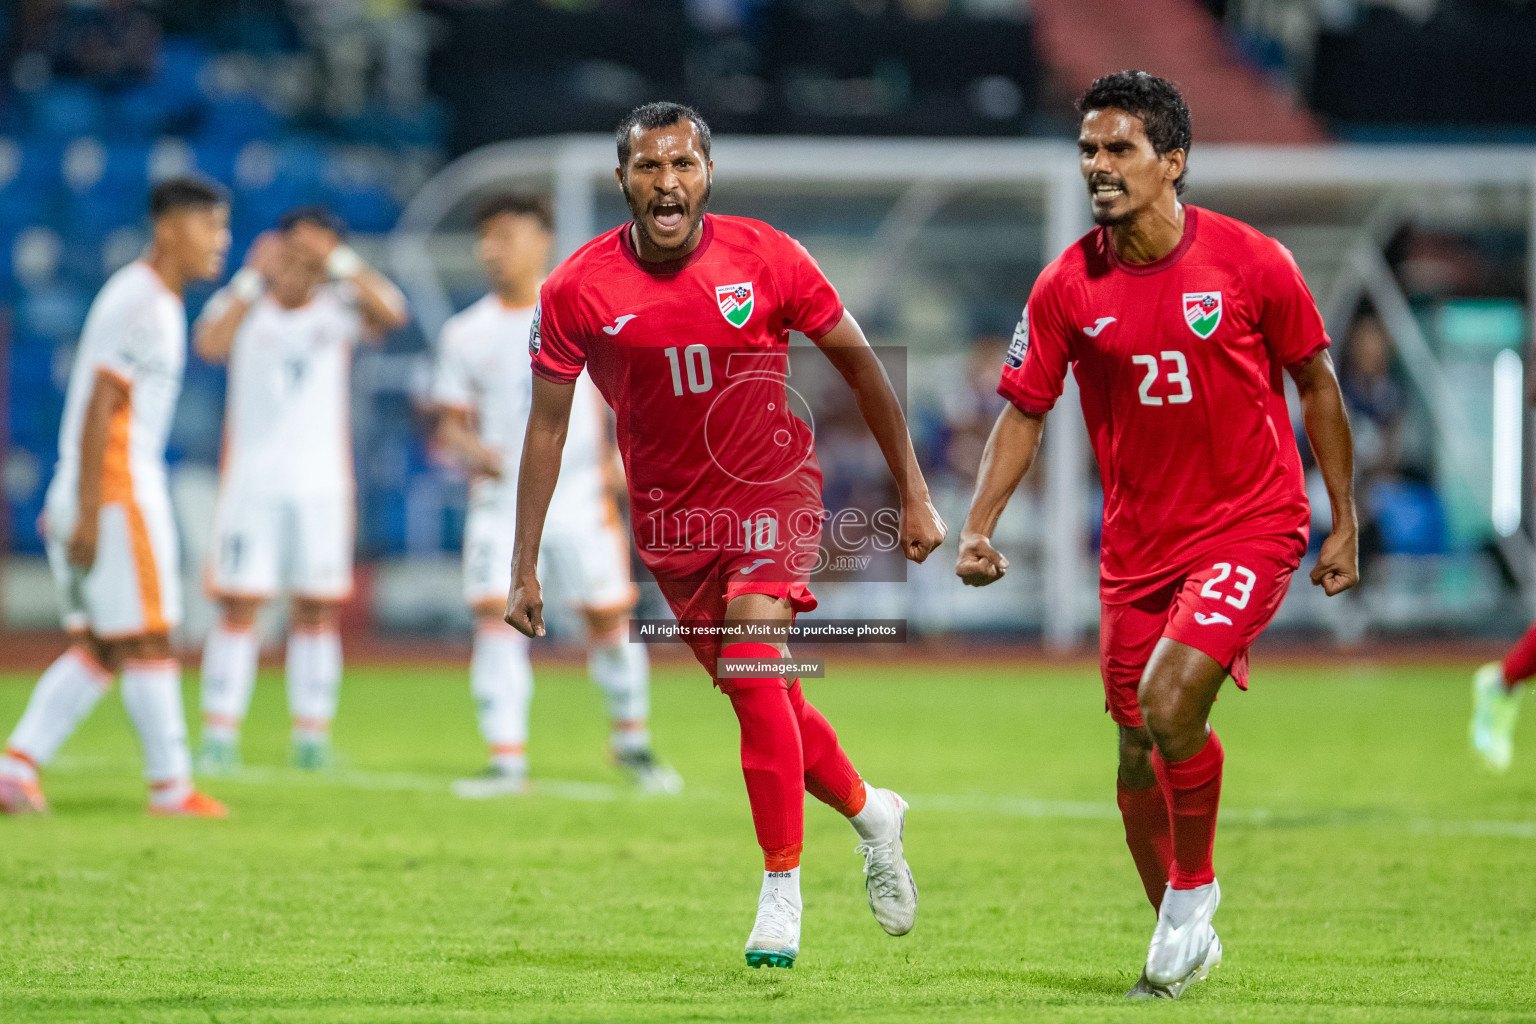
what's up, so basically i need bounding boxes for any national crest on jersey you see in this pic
[1183,291,1222,339]
[716,282,754,328]
[1005,307,1029,368]
[529,300,543,354]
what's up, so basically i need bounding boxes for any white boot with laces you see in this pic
[745,868,802,968]
[850,787,918,936]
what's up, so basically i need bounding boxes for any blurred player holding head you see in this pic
[195,206,408,772]
[0,177,233,817]
[957,71,1359,998]
[432,194,679,797]
[505,102,947,967]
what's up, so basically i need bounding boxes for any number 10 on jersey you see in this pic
[665,345,713,396]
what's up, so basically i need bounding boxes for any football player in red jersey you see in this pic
[505,102,947,968]
[957,72,1359,999]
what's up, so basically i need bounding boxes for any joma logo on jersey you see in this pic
[1183,292,1223,339]
[716,283,754,328]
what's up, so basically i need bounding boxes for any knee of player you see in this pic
[219,597,262,630]
[113,631,173,664]
[1116,725,1156,783]
[1136,682,1202,743]
[292,598,338,630]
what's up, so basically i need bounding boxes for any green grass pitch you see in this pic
[2,655,1536,1022]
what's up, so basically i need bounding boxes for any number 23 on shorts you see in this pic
[1200,561,1256,610]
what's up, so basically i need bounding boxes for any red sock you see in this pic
[1116,779,1173,911]
[1150,731,1223,890]
[1503,623,1536,688]
[787,680,867,816]
[721,643,804,871]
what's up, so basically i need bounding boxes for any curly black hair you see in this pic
[1077,71,1192,194]
[615,101,711,170]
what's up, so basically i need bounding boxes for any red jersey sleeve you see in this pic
[778,232,845,340]
[997,274,1073,415]
[529,283,587,385]
[1255,239,1330,367]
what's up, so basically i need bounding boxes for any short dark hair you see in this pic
[474,193,553,233]
[615,101,711,169]
[1077,71,1193,194]
[279,204,347,237]
[149,176,227,219]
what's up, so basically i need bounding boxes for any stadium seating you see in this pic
[0,27,437,556]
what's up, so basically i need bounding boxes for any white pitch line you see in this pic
[40,757,1536,839]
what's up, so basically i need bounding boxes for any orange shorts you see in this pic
[1099,534,1302,729]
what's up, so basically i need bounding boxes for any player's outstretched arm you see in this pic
[434,407,502,481]
[194,232,282,363]
[69,370,129,569]
[347,263,409,339]
[956,404,1044,587]
[1289,350,1359,596]
[813,311,946,563]
[505,375,576,637]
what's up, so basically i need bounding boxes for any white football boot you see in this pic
[853,788,918,936]
[744,870,801,968]
[615,748,684,795]
[1471,662,1524,772]
[450,764,529,799]
[1143,880,1222,998]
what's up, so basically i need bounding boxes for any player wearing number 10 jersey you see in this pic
[958,72,1359,998]
[508,103,947,968]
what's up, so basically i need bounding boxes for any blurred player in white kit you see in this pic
[195,207,408,772]
[0,178,231,816]
[432,194,680,796]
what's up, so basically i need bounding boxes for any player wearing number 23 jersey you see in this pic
[999,204,1329,711]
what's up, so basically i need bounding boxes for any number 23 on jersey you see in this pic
[1131,350,1192,406]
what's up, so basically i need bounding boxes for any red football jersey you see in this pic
[532,214,845,578]
[999,205,1329,603]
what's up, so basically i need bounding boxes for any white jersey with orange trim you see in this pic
[52,261,187,504]
[44,260,187,637]
[212,282,363,498]
[432,294,633,610]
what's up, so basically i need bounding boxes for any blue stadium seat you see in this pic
[153,37,213,118]
[109,86,170,142]
[200,94,280,145]
[276,138,330,193]
[193,141,241,186]
[6,340,62,449]
[11,141,64,192]
[0,181,52,239]
[17,281,91,343]
[28,83,105,141]
[233,181,306,239]
[1371,479,1448,556]
[333,182,400,233]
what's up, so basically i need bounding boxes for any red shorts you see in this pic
[1099,534,1302,729]
[653,549,817,677]
[644,493,822,678]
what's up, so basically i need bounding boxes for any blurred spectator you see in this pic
[938,334,1009,490]
[288,0,431,116]
[1328,307,1450,566]
[6,0,162,90]
[1338,309,1406,488]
